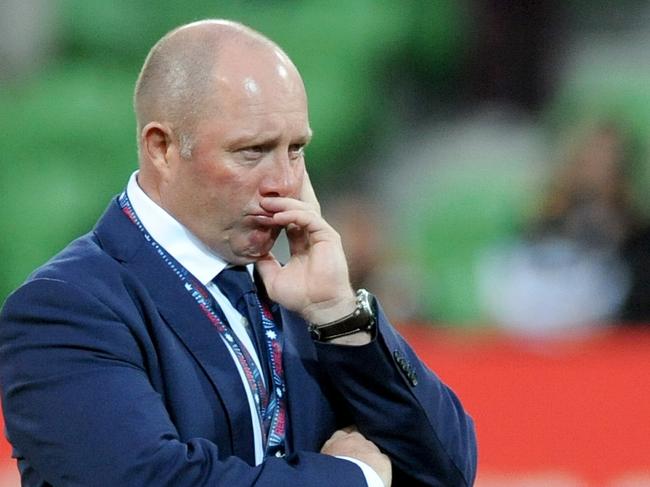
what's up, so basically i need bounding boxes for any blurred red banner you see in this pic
[399,325,650,486]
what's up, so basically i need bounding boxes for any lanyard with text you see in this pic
[119,192,287,456]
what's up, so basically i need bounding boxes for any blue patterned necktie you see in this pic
[214,266,263,351]
[214,265,287,456]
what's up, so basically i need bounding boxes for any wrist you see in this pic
[308,289,377,342]
[335,456,386,487]
[326,331,372,346]
[303,290,356,325]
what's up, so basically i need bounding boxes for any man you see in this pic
[0,20,476,486]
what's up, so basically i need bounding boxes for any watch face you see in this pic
[357,289,374,313]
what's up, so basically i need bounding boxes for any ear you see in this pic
[140,122,176,171]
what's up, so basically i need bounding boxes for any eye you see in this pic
[239,145,267,161]
[288,144,305,160]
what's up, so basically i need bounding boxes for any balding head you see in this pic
[133,20,310,262]
[134,19,291,159]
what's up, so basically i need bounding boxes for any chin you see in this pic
[233,228,279,262]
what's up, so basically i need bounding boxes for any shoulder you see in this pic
[0,228,156,361]
[17,196,149,303]
[23,232,122,295]
[5,208,151,323]
[2,234,123,323]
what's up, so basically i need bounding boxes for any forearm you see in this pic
[314,310,477,486]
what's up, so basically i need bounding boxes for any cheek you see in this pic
[295,159,306,178]
[193,159,272,215]
[211,173,263,218]
[291,160,306,195]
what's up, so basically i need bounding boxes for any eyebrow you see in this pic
[296,129,313,145]
[226,128,313,148]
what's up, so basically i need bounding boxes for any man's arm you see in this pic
[256,172,477,486]
[0,278,375,487]
[315,311,477,486]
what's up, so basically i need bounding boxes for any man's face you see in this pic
[159,46,311,264]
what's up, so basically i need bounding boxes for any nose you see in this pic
[259,153,302,198]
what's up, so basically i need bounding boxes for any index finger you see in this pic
[299,170,321,214]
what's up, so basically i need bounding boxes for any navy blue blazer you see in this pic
[0,198,476,486]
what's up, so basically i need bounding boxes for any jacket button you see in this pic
[393,350,406,366]
[393,350,418,386]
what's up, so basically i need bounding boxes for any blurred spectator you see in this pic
[325,194,428,324]
[619,215,650,323]
[533,120,641,251]
[478,119,646,335]
[0,0,57,81]
[463,0,561,114]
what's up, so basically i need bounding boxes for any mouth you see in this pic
[246,211,277,226]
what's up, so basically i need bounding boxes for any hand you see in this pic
[256,172,356,324]
[321,426,392,487]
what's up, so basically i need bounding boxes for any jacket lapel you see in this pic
[280,308,339,453]
[93,198,255,463]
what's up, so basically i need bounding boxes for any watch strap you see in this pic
[309,289,376,341]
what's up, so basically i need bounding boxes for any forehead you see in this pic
[217,46,307,107]
[199,44,311,140]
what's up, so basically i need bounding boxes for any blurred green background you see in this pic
[3,0,650,325]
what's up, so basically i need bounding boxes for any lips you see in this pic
[246,211,276,226]
[250,210,274,218]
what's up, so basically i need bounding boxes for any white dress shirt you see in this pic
[126,171,383,486]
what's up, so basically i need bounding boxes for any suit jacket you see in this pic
[0,198,476,486]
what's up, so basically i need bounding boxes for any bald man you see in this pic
[0,20,476,487]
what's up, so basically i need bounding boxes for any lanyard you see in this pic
[119,193,287,455]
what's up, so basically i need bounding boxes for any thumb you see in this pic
[255,252,282,292]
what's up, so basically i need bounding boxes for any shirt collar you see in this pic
[126,171,234,284]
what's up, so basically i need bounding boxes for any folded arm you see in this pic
[315,312,477,486]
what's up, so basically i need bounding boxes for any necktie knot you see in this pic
[214,266,256,313]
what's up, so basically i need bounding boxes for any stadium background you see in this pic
[2,1,650,485]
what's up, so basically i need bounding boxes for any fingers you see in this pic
[286,224,309,254]
[255,253,281,285]
[260,196,317,216]
[321,427,392,487]
[322,427,379,454]
[299,171,321,214]
[263,172,320,219]
[260,175,327,237]
[260,197,335,244]
[271,210,328,233]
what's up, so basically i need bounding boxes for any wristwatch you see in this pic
[308,289,377,341]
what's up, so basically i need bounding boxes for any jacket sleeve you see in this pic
[314,303,478,487]
[0,278,367,487]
